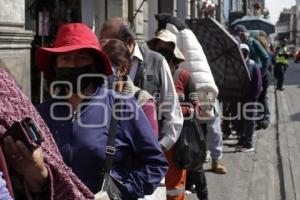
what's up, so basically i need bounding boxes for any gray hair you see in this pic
[100,17,135,42]
[118,22,135,42]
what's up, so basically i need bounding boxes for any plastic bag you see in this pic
[173,119,206,171]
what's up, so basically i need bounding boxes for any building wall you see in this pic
[276,6,300,46]
[296,6,300,46]
[159,0,177,15]
[133,0,147,42]
[92,0,224,41]
[148,0,158,39]
[0,0,33,98]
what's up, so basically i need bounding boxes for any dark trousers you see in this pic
[236,103,256,147]
[186,169,208,200]
[221,101,238,137]
[257,71,271,122]
[274,64,287,89]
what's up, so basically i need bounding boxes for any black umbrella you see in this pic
[231,16,275,35]
[186,18,250,101]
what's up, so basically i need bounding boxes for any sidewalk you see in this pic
[187,86,282,200]
[276,85,300,200]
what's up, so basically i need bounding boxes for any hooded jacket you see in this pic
[245,59,262,101]
[246,37,270,75]
[37,87,168,199]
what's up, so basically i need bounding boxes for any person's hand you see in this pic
[3,136,48,193]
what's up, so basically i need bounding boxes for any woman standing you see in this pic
[101,39,159,137]
[35,23,168,199]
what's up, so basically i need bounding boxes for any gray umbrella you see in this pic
[186,17,250,101]
[231,16,275,35]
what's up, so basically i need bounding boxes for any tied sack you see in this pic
[173,118,206,171]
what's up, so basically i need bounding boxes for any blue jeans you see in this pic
[206,101,223,161]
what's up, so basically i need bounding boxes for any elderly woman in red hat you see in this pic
[35,23,168,200]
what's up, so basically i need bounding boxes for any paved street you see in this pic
[276,60,300,200]
[187,60,300,200]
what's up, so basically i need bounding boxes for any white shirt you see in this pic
[129,44,183,150]
[129,44,144,80]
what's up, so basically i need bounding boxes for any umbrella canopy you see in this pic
[186,18,250,101]
[231,16,275,35]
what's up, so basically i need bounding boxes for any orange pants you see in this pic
[165,147,187,200]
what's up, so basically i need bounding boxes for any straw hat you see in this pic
[148,29,185,62]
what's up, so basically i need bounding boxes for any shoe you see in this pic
[211,160,227,174]
[235,140,244,147]
[261,119,270,129]
[235,144,244,152]
[204,150,211,163]
[276,87,285,91]
[241,147,255,152]
[256,119,269,130]
[255,123,264,130]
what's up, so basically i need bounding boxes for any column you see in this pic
[0,0,33,98]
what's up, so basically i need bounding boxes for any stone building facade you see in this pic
[0,0,33,98]
[1,0,224,100]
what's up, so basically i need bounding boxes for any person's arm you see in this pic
[121,100,168,199]
[175,71,200,118]
[253,65,263,100]
[253,39,270,74]
[158,59,184,151]
[0,172,12,200]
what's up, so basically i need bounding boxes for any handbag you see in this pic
[173,117,207,171]
[94,98,130,200]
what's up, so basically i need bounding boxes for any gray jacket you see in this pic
[132,45,183,150]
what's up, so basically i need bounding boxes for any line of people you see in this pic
[1,14,282,200]
[223,25,289,153]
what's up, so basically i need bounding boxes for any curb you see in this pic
[275,87,298,200]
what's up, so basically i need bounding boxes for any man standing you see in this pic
[100,17,183,153]
[274,39,289,91]
[154,13,227,174]
[236,44,262,152]
[148,28,208,200]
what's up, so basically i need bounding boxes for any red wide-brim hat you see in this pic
[35,23,112,79]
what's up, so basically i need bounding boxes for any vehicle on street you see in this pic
[294,48,300,63]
